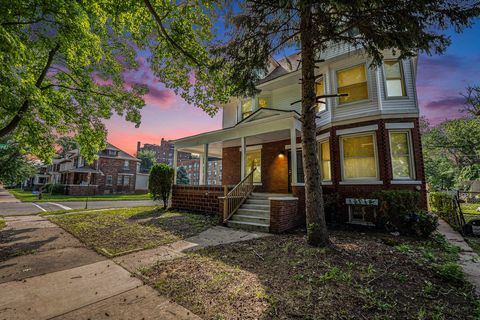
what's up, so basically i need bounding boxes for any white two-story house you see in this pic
[171,44,426,232]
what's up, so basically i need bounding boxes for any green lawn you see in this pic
[141,232,479,320]
[48,206,217,256]
[461,203,480,215]
[9,188,151,202]
[0,217,5,230]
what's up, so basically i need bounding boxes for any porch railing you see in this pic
[223,168,256,223]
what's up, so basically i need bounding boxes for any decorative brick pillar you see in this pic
[269,197,301,233]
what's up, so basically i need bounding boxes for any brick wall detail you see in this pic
[171,185,224,217]
[270,198,302,233]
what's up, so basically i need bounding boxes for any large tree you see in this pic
[219,0,478,246]
[1,0,230,163]
[137,149,157,173]
[0,140,37,185]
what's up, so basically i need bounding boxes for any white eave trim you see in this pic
[316,132,331,141]
[385,122,414,129]
[239,145,263,151]
[336,124,378,136]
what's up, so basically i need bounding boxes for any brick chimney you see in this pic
[137,141,141,153]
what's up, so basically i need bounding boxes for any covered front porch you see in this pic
[172,109,303,191]
[171,109,306,233]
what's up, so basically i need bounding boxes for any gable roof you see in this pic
[103,143,139,161]
[258,53,302,85]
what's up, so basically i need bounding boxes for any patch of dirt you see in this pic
[142,231,479,320]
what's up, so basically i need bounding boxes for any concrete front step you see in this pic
[230,214,270,224]
[227,220,269,232]
[250,193,292,199]
[241,204,270,210]
[245,199,270,205]
[237,208,269,216]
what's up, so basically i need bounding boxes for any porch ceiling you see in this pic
[173,110,301,156]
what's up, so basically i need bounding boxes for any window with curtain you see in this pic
[258,97,268,109]
[390,131,414,179]
[296,150,304,183]
[337,64,368,104]
[318,140,331,181]
[241,99,253,119]
[316,79,326,112]
[246,149,261,183]
[384,60,406,97]
[342,134,377,180]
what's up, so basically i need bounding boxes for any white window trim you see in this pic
[337,124,378,136]
[340,132,380,182]
[335,63,370,106]
[315,76,328,114]
[318,139,332,183]
[383,59,408,99]
[385,122,414,129]
[389,130,416,180]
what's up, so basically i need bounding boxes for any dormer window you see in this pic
[107,149,117,157]
[316,79,326,113]
[258,96,269,109]
[384,60,406,97]
[241,99,253,119]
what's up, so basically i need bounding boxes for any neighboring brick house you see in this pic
[56,143,140,195]
[171,44,427,232]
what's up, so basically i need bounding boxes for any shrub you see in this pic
[428,192,455,221]
[412,210,439,238]
[48,184,66,195]
[148,163,174,209]
[373,190,437,238]
[323,193,341,223]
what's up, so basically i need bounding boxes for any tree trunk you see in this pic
[300,3,330,246]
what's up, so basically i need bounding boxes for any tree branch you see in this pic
[142,0,201,66]
[0,43,60,138]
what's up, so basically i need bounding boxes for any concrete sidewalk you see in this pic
[0,186,19,203]
[0,215,199,319]
[114,225,269,272]
[437,219,480,296]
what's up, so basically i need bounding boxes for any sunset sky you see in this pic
[106,20,480,155]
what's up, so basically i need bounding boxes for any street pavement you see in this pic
[0,199,159,216]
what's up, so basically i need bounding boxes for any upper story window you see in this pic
[384,60,406,97]
[241,99,253,119]
[123,160,129,170]
[389,131,414,180]
[337,64,368,104]
[341,133,378,180]
[318,140,331,181]
[107,149,118,157]
[258,96,269,109]
[316,79,326,113]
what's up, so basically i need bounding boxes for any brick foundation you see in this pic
[65,185,98,196]
[171,185,224,216]
[270,197,302,233]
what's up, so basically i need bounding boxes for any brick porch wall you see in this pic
[270,198,302,233]
[65,185,98,196]
[171,185,224,217]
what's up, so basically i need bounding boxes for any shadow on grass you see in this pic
[143,230,479,320]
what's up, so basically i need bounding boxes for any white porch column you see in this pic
[173,146,178,184]
[203,144,209,185]
[290,125,298,185]
[240,136,246,179]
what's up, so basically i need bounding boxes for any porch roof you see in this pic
[65,166,101,174]
[173,109,302,156]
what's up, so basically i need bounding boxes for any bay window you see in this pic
[384,60,406,97]
[246,149,261,183]
[341,134,378,180]
[316,79,326,112]
[389,131,414,179]
[337,64,368,104]
[318,140,331,181]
